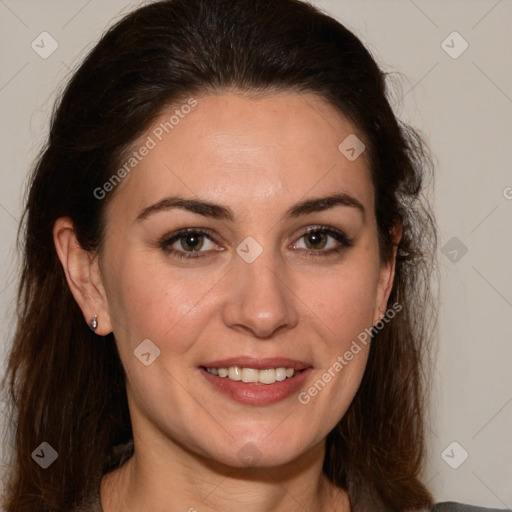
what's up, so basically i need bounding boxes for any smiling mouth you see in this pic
[201,366,306,385]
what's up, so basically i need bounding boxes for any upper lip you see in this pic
[201,357,311,370]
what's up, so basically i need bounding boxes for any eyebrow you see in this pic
[135,192,365,223]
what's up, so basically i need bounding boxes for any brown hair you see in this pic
[1,0,437,510]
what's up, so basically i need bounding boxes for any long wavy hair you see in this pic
[1,0,437,510]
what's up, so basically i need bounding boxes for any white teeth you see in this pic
[258,368,276,384]
[275,367,287,381]
[206,366,297,384]
[241,368,259,383]
[228,366,242,381]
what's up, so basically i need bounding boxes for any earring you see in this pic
[88,315,98,332]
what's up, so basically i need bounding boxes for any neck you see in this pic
[100,430,349,512]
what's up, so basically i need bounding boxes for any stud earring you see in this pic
[88,315,98,332]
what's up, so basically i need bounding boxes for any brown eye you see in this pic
[304,231,328,250]
[292,226,353,257]
[160,228,219,259]
[179,233,205,252]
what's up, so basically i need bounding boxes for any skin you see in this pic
[54,90,401,512]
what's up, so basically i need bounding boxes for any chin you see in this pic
[196,432,321,470]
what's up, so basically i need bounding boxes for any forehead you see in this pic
[106,91,373,222]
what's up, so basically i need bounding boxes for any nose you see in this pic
[221,245,299,339]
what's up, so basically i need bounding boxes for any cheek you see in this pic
[296,268,375,426]
[302,261,380,345]
[104,247,223,357]
[295,254,379,414]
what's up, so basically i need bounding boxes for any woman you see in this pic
[1,0,508,511]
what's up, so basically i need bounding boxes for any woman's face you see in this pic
[98,91,396,467]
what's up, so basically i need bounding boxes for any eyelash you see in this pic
[159,226,353,260]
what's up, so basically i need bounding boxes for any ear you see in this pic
[373,219,403,325]
[53,217,113,335]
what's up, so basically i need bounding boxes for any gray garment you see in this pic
[431,503,511,512]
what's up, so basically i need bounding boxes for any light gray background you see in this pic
[0,0,511,508]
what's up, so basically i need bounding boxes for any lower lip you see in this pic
[199,367,313,405]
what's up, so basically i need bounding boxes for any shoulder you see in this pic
[430,502,512,512]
